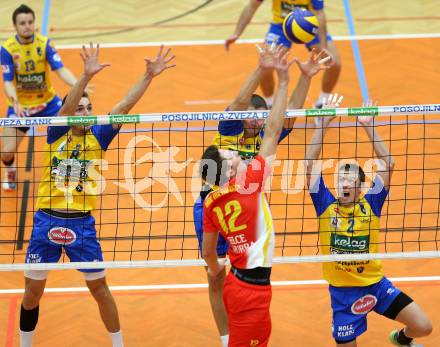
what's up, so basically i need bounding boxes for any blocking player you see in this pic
[201,44,292,347]
[0,4,80,191]
[305,97,432,346]
[225,0,340,108]
[193,44,330,346]
[19,43,175,347]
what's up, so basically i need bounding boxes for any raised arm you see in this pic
[315,9,328,49]
[305,94,343,187]
[224,0,263,51]
[109,45,175,127]
[284,49,332,129]
[358,111,394,190]
[58,43,110,116]
[258,45,293,160]
[228,42,281,112]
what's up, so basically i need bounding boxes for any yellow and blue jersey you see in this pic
[0,33,64,108]
[213,119,292,159]
[309,175,388,287]
[265,0,324,24]
[36,125,119,212]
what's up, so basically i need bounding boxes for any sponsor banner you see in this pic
[0,117,53,127]
[348,107,378,116]
[393,105,440,113]
[161,111,270,122]
[67,116,97,126]
[305,108,336,117]
[109,114,140,124]
[330,234,369,252]
[351,294,377,315]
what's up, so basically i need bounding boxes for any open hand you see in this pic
[294,48,332,78]
[80,42,110,77]
[145,45,176,77]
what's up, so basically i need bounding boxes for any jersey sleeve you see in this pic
[203,204,218,233]
[218,119,244,136]
[260,127,292,144]
[0,47,14,81]
[47,126,70,144]
[91,124,120,151]
[311,0,324,10]
[309,175,336,216]
[45,39,64,71]
[364,175,389,217]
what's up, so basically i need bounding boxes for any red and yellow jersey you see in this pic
[0,34,64,108]
[309,175,388,287]
[203,155,274,269]
[269,0,324,24]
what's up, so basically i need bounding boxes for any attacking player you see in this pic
[0,4,80,191]
[305,97,432,347]
[19,43,175,347]
[201,44,292,347]
[225,0,340,108]
[193,44,330,346]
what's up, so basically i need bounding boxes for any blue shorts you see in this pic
[265,22,333,49]
[329,277,401,343]
[7,95,62,133]
[193,196,228,257]
[25,210,104,273]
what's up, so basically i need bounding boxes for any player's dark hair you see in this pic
[13,5,35,25]
[200,145,229,187]
[62,92,89,106]
[341,163,366,183]
[250,94,268,109]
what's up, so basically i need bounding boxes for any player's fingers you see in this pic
[256,44,264,54]
[162,47,171,59]
[157,44,164,58]
[336,95,344,105]
[318,56,331,65]
[315,49,325,61]
[331,93,338,104]
[270,40,277,52]
[165,55,176,64]
[96,43,100,56]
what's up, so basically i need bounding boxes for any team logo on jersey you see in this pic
[331,234,369,253]
[359,203,367,214]
[250,340,260,346]
[37,47,42,56]
[48,227,77,245]
[351,294,377,315]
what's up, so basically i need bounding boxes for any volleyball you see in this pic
[282,9,319,44]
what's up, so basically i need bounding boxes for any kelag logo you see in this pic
[67,116,98,126]
[109,115,140,124]
[330,234,369,252]
[305,108,336,117]
[348,107,379,116]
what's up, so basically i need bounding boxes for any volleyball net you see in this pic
[0,104,439,271]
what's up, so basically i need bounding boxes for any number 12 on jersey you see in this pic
[212,200,247,235]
